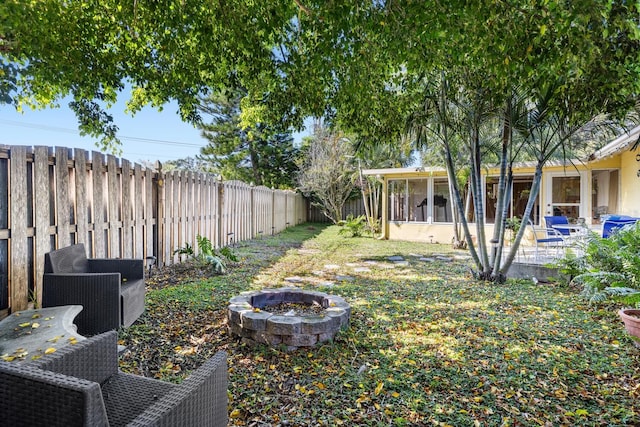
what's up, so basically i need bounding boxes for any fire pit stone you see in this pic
[228,287,350,350]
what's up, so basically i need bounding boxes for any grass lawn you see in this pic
[119,224,639,426]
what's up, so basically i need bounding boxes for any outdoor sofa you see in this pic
[42,244,145,336]
[0,331,228,426]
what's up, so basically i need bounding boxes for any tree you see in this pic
[3,1,640,282]
[198,88,299,189]
[162,157,212,174]
[0,0,296,151]
[297,125,355,223]
[278,1,640,281]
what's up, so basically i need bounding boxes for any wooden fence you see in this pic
[307,197,368,223]
[0,145,308,316]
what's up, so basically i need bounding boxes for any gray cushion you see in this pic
[45,244,90,273]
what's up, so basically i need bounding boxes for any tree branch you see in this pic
[293,0,311,16]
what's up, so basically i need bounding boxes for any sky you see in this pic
[0,98,309,164]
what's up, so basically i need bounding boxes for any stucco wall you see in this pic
[619,149,640,217]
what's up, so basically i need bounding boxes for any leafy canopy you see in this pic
[1,1,639,154]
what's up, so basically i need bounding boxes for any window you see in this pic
[485,176,539,224]
[591,169,619,224]
[550,176,580,220]
[388,178,450,223]
[389,180,407,222]
[433,179,451,222]
[408,179,428,221]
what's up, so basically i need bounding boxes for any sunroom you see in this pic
[363,126,640,244]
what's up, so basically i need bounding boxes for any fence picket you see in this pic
[106,155,120,257]
[75,149,89,247]
[33,147,51,308]
[92,152,106,257]
[122,159,133,259]
[9,146,29,311]
[55,147,71,248]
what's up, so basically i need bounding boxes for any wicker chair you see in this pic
[42,244,145,336]
[0,331,228,427]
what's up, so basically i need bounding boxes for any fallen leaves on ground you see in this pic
[119,225,639,426]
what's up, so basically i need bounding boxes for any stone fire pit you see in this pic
[228,288,350,350]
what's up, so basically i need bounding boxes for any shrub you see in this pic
[174,235,239,274]
[338,214,367,237]
[566,222,640,305]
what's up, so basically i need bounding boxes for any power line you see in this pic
[0,119,203,148]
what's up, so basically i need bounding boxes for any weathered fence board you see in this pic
[134,163,145,258]
[122,159,133,259]
[92,152,106,257]
[0,145,308,315]
[75,149,89,247]
[107,155,119,257]
[33,147,51,310]
[55,147,71,249]
[10,146,29,311]
[307,197,367,223]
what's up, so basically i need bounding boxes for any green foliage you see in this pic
[567,223,640,305]
[218,246,239,263]
[365,216,381,235]
[337,214,367,238]
[2,1,640,156]
[198,87,299,189]
[554,251,587,280]
[174,235,240,275]
[504,217,522,231]
[173,242,194,257]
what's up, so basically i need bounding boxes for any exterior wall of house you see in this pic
[373,148,637,244]
[619,149,640,217]
[387,222,467,244]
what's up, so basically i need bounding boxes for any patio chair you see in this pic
[528,220,565,260]
[0,331,228,427]
[42,244,145,336]
[602,216,639,238]
[544,215,571,236]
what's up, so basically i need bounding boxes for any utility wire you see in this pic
[0,119,203,148]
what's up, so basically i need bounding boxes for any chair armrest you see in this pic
[42,273,121,335]
[127,351,229,427]
[545,228,564,237]
[89,259,145,280]
[0,361,109,426]
[32,331,119,384]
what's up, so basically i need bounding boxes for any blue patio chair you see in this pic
[544,215,571,236]
[602,216,639,238]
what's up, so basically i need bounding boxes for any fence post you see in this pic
[121,159,132,259]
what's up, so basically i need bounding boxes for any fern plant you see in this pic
[338,214,367,237]
[568,221,640,306]
[174,235,239,275]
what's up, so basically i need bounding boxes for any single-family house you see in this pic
[363,126,640,244]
